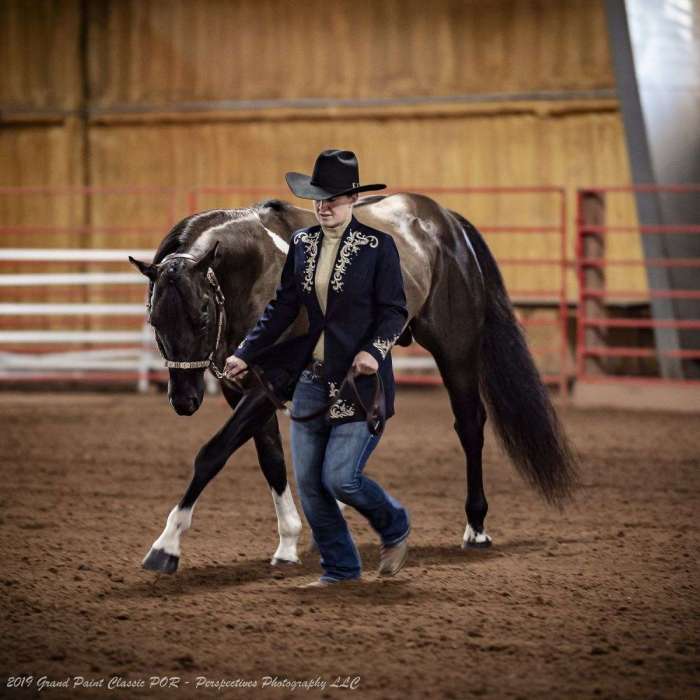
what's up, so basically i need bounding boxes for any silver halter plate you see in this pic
[148,252,227,379]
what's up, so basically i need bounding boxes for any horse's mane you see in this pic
[153,209,249,264]
[256,198,292,213]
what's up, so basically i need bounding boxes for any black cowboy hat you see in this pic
[285,149,386,200]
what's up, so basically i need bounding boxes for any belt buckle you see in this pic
[309,359,323,380]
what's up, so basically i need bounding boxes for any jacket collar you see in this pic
[299,216,357,297]
[296,216,379,320]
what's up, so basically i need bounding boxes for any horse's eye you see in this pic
[200,298,209,314]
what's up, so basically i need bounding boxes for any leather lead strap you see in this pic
[241,365,385,436]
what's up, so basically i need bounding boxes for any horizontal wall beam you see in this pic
[1,90,619,125]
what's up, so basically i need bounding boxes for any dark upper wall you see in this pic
[3,0,614,112]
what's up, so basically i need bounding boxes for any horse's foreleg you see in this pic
[253,413,302,566]
[142,390,276,574]
[143,503,194,574]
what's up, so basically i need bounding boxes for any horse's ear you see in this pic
[194,241,220,271]
[129,256,157,281]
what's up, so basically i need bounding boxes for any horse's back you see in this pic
[354,193,468,315]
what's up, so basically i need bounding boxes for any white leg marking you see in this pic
[152,505,194,557]
[271,485,302,564]
[463,522,492,546]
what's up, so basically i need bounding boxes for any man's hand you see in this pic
[352,350,379,376]
[223,354,249,383]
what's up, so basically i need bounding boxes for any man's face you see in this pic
[313,193,357,228]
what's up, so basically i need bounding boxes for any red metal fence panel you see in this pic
[575,185,700,387]
[1,184,570,393]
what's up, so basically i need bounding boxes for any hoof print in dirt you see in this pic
[270,557,301,566]
[142,548,179,574]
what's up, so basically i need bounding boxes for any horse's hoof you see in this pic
[270,556,301,566]
[142,547,179,574]
[462,525,492,549]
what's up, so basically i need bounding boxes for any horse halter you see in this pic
[147,252,227,379]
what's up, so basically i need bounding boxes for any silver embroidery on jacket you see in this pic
[372,332,401,359]
[330,230,379,293]
[294,229,321,293]
[328,380,356,419]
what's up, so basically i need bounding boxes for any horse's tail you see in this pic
[456,214,578,505]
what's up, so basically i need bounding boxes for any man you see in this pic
[224,149,410,587]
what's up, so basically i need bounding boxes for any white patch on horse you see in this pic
[152,505,194,556]
[261,223,289,255]
[463,523,491,546]
[270,485,302,564]
[179,211,214,244]
[186,223,227,260]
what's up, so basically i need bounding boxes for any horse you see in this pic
[129,193,577,574]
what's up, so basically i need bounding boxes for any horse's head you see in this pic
[129,243,222,416]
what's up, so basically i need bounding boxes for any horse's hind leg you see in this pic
[253,413,302,566]
[438,355,492,548]
[142,390,278,574]
[413,316,492,549]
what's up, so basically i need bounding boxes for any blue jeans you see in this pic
[290,369,410,581]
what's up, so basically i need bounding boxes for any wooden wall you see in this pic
[88,107,640,298]
[84,0,613,105]
[0,0,80,110]
[1,0,643,317]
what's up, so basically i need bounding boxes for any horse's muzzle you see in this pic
[170,395,201,416]
[168,369,205,415]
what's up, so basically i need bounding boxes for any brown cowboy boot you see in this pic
[378,535,409,577]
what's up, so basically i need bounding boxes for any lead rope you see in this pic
[241,364,385,436]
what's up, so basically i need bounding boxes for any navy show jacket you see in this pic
[233,215,409,426]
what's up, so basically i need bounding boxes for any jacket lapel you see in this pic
[296,226,323,313]
[326,218,356,304]
[327,217,379,304]
[299,220,354,317]
[298,217,376,320]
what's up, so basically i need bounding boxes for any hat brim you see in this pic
[285,172,386,200]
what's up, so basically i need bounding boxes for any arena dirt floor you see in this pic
[1,387,698,699]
